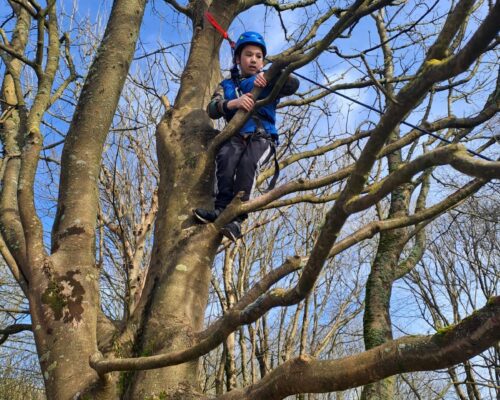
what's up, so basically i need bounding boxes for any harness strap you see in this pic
[251,125,280,192]
[267,141,280,192]
[231,66,243,97]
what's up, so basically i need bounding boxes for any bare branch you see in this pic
[162,0,192,18]
[209,0,394,151]
[0,230,29,295]
[360,52,399,104]
[257,129,370,184]
[0,323,32,345]
[49,32,81,107]
[0,308,29,314]
[279,75,413,108]
[216,297,500,400]
[263,0,317,12]
[251,100,497,212]
[330,178,486,259]
[344,145,500,214]
[8,0,37,18]
[90,256,303,374]
[449,149,500,179]
[18,3,60,263]
[0,40,37,69]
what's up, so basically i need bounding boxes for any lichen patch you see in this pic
[42,270,85,324]
[176,264,188,272]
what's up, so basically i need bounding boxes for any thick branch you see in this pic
[0,323,32,345]
[330,178,485,259]
[449,149,500,179]
[90,179,491,374]
[209,0,392,153]
[90,256,302,374]
[126,176,486,373]
[422,0,500,81]
[244,0,500,330]
[262,0,316,11]
[0,41,37,69]
[345,145,500,214]
[425,0,476,61]
[17,3,59,264]
[247,106,496,215]
[257,130,369,184]
[0,5,30,280]
[257,82,498,198]
[0,232,28,295]
[52,0,147,254]
[216,297,500,400]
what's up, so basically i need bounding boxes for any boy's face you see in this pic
[236,44,264,76]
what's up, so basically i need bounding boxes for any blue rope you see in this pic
[291,70,494,162]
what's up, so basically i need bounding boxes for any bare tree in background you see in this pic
[0,0,499,399]
[403,195,499,400]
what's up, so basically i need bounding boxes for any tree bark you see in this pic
[25,1,148,398]
[122,4,240,397]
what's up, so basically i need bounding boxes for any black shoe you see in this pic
[193,208,220,224]
[221,221,242,242]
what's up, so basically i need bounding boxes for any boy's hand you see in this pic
[254,72,267,88]
[228,93,255,112]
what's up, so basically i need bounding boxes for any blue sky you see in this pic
[0,1,498,393]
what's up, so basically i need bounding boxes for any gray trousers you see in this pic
[215,133,272,219]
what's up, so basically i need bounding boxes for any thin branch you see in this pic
[0,232,29,295]
[0,308,30,314]
[0,41,37,69]
[360,52,399,104]
[49,32,81,106]
[9,0,38,18]
[279,75,412,108]
[162,0,192,17]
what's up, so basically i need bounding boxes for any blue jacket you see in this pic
[207,73,299,139]
[220,76,279,136]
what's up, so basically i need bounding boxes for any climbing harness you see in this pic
[252,115,280,191]
[204,12,495,164]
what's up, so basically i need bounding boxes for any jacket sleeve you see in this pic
[206,83,230,119]
[242,73,299,98]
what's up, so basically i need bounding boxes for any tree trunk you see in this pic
[122,9,235,396]
[28,1,148,398]
[362,10,410,399]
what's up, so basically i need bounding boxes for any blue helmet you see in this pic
[234,31,267,57]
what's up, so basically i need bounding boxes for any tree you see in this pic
[0,0,499,399]
[405,195,499,400]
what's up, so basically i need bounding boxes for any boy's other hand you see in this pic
[254,72,267,88]
[228,93,255,112]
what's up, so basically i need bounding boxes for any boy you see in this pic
[194,31,299,241]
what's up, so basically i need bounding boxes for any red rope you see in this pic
[205,12,235,48]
